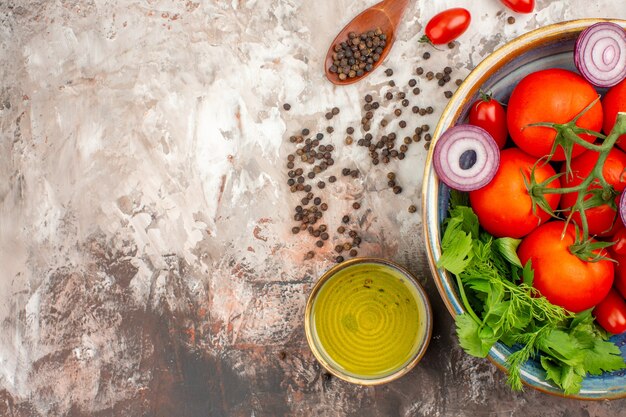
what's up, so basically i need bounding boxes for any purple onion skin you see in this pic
[574,22,626,88]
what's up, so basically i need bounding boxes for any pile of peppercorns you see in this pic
[283,59,465,262]
[329,28,388,81]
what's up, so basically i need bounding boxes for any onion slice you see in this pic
[433,124,500,191]
[574,22,626,88]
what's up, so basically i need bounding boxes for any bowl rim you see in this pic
[421,18,626,400]
[304,257,433,385]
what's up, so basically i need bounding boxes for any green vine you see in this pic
[526,106,626,262]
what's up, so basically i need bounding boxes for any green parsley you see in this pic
[438,198,625,394]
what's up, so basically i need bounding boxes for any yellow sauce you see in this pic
[311,263,427,379]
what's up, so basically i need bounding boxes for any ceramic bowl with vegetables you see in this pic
[422,19,626,399]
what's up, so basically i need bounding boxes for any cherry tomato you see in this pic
[593,289,626,334]
[559,148,626,237]
[469,148,561,238]
[500,0,535,14]
[507,69,604,161]
[469,93,508,149]
[518,221,614,313]
[602,79,626,150]
[422,8,471,45]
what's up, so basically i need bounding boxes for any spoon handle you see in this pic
[381,0,410,26]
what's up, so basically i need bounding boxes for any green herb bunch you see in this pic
[438,198,626,394]
[438,110,626,394]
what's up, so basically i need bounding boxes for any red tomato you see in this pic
[610,226,626,256]
[593,289,626,334]
[602,79,626,150]
[469,94,508,149]
[518,221,614,313]
[559,148,626,237]
[422,8,471,45]
[469,148,560,238]
[500,0,535,14]
[507,69,604,161]
[609,250,626,300]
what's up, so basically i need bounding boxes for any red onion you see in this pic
[433,124,500,191]
[574,22,626,88]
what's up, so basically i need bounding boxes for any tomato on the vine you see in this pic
[609,229,626,299]
[507,69,603,160]
[518,221,614,313]
[559,148,626,237]
[602,79,626,150]
[593,289,626,334]
[500,0,535,14]
[421,8,471,45]
[469,148,560,238]
[469,93,508,149]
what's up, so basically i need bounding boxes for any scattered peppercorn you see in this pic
[423,52,430,59]
[385,68,393,76]
[342,215,350,224]
[393,185,402,194]
[408,79,417,87]
[305,251,315,260]
[408,205,417,213]
[507,16,516,24]
[349,249,357,257]
[444,91,453,98]
[336,256,344,263]
[353,202,361,210]
[283,103,291,111]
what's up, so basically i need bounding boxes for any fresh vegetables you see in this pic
[433,22,626,394]
[559,148,626,237]
[432,124,500,191]
[574,22,626,88]
[517,221,614,313]
[438,202,626,394]
[593,290,626,335]
[468,148,560,238]
[469,92,508,149]
[500,0,535,14]
[420,8,471,46]
[506,68,603,161]
[602,79,626,148]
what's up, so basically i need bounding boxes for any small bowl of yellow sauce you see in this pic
[305,258,432,385]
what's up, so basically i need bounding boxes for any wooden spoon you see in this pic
[324,0,410,85]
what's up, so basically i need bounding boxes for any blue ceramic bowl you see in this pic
[422,19,626,399]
